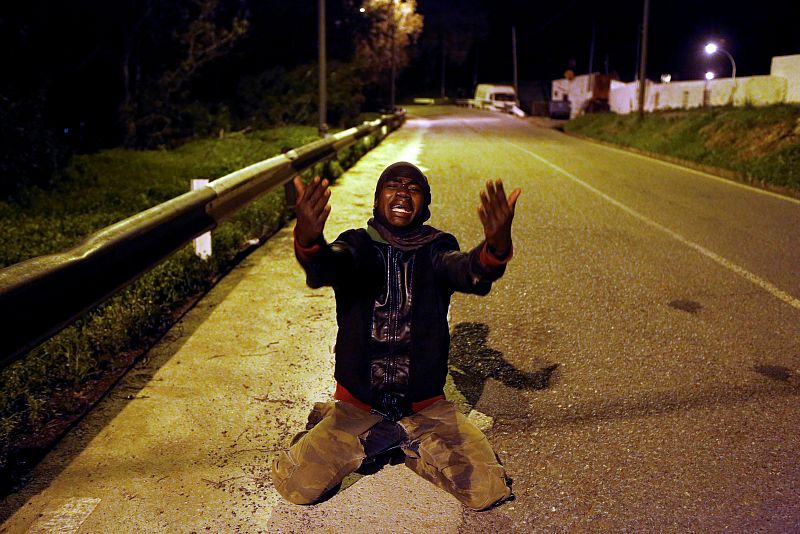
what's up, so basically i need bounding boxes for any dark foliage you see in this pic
[235,61,365,128]
[0,92,72,199]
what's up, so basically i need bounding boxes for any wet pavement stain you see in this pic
[448,322,559,406]
[753,364,792,382]
[668,299,703,313]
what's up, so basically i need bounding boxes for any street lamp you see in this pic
[704,42,736,80]
[705,71,715,81]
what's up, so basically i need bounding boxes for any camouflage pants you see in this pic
[271,399,512,511]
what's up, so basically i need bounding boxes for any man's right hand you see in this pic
[293,175,331,247]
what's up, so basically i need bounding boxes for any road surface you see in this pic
[2,105,799,532]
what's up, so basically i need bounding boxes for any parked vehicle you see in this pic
[474,84,519,112]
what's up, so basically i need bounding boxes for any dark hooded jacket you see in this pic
[294,165,511,420]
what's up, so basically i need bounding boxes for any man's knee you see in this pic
[271,404,375,505]
[272,439,364,505]
[442,462,511,510]
[272,449,320,505]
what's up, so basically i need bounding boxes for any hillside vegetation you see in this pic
[564,104,800,192]
[0,125,376,487]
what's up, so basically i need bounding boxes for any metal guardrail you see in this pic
[0,111,405,366]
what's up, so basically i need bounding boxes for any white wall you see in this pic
[771,54,800,103]
[608,80,639,114]
[560,53,799,115]
[606,76,788,115]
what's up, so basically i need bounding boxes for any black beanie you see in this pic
[374,161,432,224]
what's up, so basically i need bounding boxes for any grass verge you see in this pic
[0,124,381,489]
[563,104,800,192]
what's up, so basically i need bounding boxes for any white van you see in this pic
[474,84,518,112]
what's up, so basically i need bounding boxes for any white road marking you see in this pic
[26,498,101,534]
[503,139,800,312]
[585,138,800,205]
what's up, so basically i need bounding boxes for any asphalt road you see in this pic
[1,106,798,533]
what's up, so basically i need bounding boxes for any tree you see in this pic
[120,0,249,146]
[408,0,488,97]
[354,0,423,85]
[236,61,365,128]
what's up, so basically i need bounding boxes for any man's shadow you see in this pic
[448,322,559,406]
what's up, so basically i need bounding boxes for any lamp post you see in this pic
[704,43,736,80]
[637,0,650,118]
[318,0,328,137]
[512,26,518,99]
[389,0,396,111]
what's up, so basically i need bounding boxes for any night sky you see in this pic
[411,0,800,94]
[1,0,798,154]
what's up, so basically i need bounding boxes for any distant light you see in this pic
[705,71,715,80]
[359,7,366,12]
[63,127,70,134]
[660,74,672,83]
[704,43,718,55]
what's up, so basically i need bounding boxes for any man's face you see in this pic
[376,176,425,228]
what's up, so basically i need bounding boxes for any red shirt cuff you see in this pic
[479,242,513,268]
[294,227,321,261]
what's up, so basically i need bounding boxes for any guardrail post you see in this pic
[192,179,212,259]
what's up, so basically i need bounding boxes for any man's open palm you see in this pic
[478,178,521,257]
[293,176,331,247]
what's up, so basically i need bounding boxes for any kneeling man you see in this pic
[273,161,521,510]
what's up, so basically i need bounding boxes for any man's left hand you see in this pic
[478,178,521,257]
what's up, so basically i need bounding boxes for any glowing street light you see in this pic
[705,71,715,81]
[704,42,736,80]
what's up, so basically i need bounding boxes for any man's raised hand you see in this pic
[478,178,521,257]
[293,176,331,247]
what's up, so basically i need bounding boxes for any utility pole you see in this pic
[390,1,396,111]
[637,0,650,118]
[512,26,518,97]
[634,23,641,80]
[318,0,328,136]
[473,48,479,93]
[588,20,596,92]
[440,40,446,98]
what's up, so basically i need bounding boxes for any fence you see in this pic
[608,76,789,115]
[551,54,800,117]
[0,111,405,366]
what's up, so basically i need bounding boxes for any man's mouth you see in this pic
[391,204,412,215]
